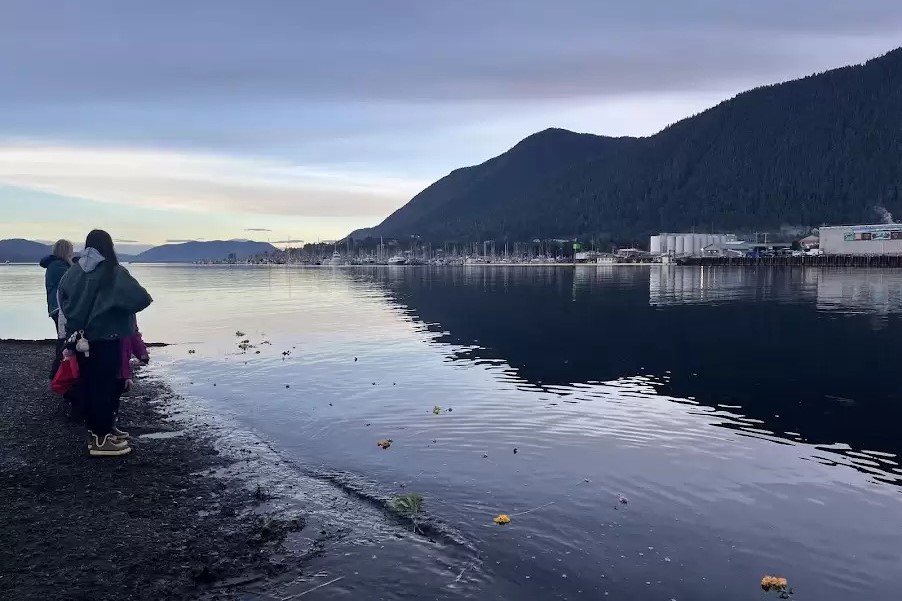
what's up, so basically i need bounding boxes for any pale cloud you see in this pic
[1,2,901,244]
[0,145,427,219]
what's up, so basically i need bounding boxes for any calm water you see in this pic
[4,264,902,600]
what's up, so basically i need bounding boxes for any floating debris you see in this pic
[188,349,196,354]
[761,576,789,592]
[392,493,423,517]
[433,405,441,415]
[285,384,290,388]
[372,382,376,386]
[282,351,290,357]
[354,357,358,362]
[617,494,629,505]
[494,514,511,525]
[255,350,261,354]
[447,407,452,412]
[235,331,245,337]
[377,439,393,449]
[482,453,489,458]
[513,447,518,454]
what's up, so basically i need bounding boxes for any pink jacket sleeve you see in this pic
[131,332,149,360]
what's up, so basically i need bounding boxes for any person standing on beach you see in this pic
[58,230,153,457]
[40,240,74,379]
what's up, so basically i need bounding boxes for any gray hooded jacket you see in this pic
[58,248,153,340]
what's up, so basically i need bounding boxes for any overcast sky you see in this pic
[2,1,901,248]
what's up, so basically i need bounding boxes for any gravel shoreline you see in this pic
[0,341,307,601]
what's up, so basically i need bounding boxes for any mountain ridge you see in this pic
[351,47,902,243]
[0,239,50,263]
[0,239,277,263]
[132,240,278,263]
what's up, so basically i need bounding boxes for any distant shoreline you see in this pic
[0,338,169,347]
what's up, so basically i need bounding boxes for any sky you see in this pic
[2,1,902,250]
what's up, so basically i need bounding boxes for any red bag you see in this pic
[51,356,80,395]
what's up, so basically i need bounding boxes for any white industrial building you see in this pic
[820,224,902,255]
[649,233,737,257]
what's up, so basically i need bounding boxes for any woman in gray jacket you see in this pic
[59,230,153,457]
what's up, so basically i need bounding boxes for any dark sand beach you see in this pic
[0,341,307,601]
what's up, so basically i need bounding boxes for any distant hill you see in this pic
[132,240,278,263]
[351,47,902,243]
[0,239,50,263]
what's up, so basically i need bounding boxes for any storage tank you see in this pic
[666,235,676,255]
[685,235,697,256]
[675,235,686,255]
[650,235,662,254]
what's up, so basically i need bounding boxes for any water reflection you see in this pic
[649,265,820,306]
[358,266,902,486]
[5,264,902,600]
[816,269,902,315]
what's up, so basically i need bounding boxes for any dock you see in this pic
[679,255,902,267]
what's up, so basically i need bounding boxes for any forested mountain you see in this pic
[352,128,632,240]
[132,240,277,262]
[352,47,902,243]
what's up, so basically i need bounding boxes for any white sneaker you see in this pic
[87,433,132,457]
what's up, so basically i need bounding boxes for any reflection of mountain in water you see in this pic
[359,266,902,483]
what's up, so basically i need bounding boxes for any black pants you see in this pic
[113,380,127,421]
[76,340,121,437]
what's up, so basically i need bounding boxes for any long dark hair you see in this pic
[84,229,119,266]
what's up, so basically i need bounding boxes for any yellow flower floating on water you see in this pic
[494,514,511,525]
[760,576,788,592]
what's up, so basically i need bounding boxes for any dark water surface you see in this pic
[4,264,902,599]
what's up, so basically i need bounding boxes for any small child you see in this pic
[112,316,149,439]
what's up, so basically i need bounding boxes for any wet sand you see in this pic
[0,341,307,600]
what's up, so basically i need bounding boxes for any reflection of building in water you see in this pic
[649,266,754,305]
[816,270,902,314]
[648,266,818,306]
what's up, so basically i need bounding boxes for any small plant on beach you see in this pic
[392,493,424,533]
